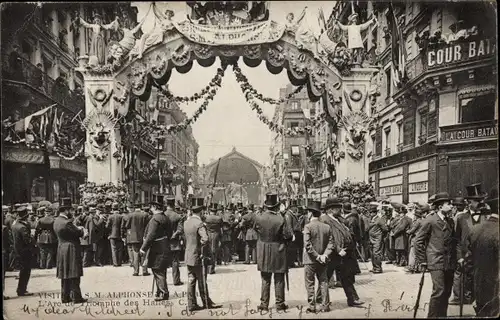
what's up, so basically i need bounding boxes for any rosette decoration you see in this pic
[78,182,129,206]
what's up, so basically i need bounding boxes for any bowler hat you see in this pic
[343,203,352,214]
[465,183,487,201]
[452,197,466,206]
[154,194,165,205]
[307,200,322,214]
[165,195,175,207]
[236,202,244,211]
[59,197,72,210]
[433,192,450,206]
[209,203,218,212]
[324,196,343,210]
[264,193,279,208]
[428,194,436,204]
[191,197,205,211]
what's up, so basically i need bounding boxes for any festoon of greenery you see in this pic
[78,182,130,206]
[329,179,376,207]
[232,63,327,136]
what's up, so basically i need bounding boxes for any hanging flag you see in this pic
[388,2,407,88]
[17,104,56,133]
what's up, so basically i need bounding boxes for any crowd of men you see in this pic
[2,182,498,317]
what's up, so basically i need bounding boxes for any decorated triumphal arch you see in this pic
[75,2,380,201]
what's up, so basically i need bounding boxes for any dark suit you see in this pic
[79,214,97,266]
[165,208,183,284]
[141,212,172,298]
[392,215,411,266]
[452,210,476,302]
[254,209,293,309]
[303,218,334,309]
[12,219,33,295]
[3,224,11,295]
[368,214,388,272]
[241,211,258,264]
[106,213,124,266]
[121,214,133,265]
[184,214,212,308]
[407,218,423,271]
[414,212,457,318]
[54,214,84,302]
[35,215,57,269]
[466,215,499,317]
[205,213,222,273]
[124,209,150,275]
[93,215,108,265]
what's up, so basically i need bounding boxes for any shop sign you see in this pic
[409,181,428,193]
[440,122,498,143]
[427,38,495,68]
[379,185,403,196]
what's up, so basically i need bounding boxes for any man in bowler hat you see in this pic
[414,192,457,318]
[303,200,334,313]
[254,193,293,311]
[54,198,88,303]
[11,205,35,296]
[183,197,222,311]
[164,195,184,285]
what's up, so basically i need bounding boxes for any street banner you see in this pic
[174,20,285,46]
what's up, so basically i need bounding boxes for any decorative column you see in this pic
[335,67,379,184]
[75,70,123,184]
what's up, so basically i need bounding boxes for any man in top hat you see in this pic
[54,198,87,303]
[241,203,258,265]
[106,203,124,267]
[465,183,487,227]
[205,203,223,273]
[414,192,458,318]
[368,202,389,274]
[254,193,293,311]
[318,196,363,307]
[303,200,334,313]
[11,205,35,296]
[164,195,184,285]
[124,202,151,277]
[140,199,173,301]
[466,187,499,317]
[34,204,57,269]
[93,204,108,266]
[450,196,473,305]
[284,199,301,268]
[183,197,222,311]
[405,206,426,274]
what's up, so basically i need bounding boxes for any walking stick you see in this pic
[459,261,464,317]
[413,268,426,318]
[355,245,369,270]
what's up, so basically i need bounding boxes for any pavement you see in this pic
[3,262,475,319]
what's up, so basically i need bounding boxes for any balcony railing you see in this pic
[405,52,427,81]
[3,53,83,114]
[385,148,391,157]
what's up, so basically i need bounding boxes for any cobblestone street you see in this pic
[4,263,475,319]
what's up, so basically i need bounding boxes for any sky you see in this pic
[130,2,335,166]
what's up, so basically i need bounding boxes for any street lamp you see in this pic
[156,136,166,195]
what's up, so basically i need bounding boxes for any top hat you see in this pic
[324,196,343,210]
[228,203,235,210]
[465,183,487,201]
[59,197,72,210]
[17,206,29,219]
[452,197,466,206]
[209,203,218,212]
[236,202,244,210]
[433,192,451,206]
[307,200,322,214]
[264,193,279,209]
[343,202,352,214]
[485,187,498,213]
[247,204,255,211]
[154,194,165,205]
[165,195,175,207]
[191,197,205,211]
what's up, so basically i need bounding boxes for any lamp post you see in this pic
[156,136,165,195]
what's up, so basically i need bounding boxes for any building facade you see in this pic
[330,1,499,203]
[1,3,148,205]
[269,84,315,196]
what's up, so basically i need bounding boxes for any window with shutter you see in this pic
[375,127,383,156]
[403,108,416,147]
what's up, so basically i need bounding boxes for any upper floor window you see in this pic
[291,101,299,110]
[289,121,299,129]
[459,92,496,123]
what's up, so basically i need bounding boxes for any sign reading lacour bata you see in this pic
[427,38,495,68]
[440,122,498,142]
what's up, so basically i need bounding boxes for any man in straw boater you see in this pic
[140,196,171,301]
[164,194,184,285]
[302,199,334,313]
[254,192,293,312]
[467,186,499,317]
[204,202,223,273]
[414,192,458,318]
[183,197,222,311]
[11,204,35,297]
[54,197,88,303]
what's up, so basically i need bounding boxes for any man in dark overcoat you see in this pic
[81,206,98,267]
[140,200,172,301]
[54,198,87,303]
[93,204,108,266]
[106,205,124,267]
[11,206,34,296]
[34,206,57,269]
[205,203,223,273]
[343,203,362,273]
[405,207,425,273]
[391,204,411,267]
[368,203,389,273]
[414,192,457,318]
[220,206,233,265]
[466,187,499,317]
[183,197,222,311]
[318,197,363,307]
[165,195,184,285]
[242,204,258,264]
[385,206,399,264]
[254,193,293,312]
[303,200,334,313]
[124,203,150,276]
[3,215,12,300]
[121,203,134,267]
